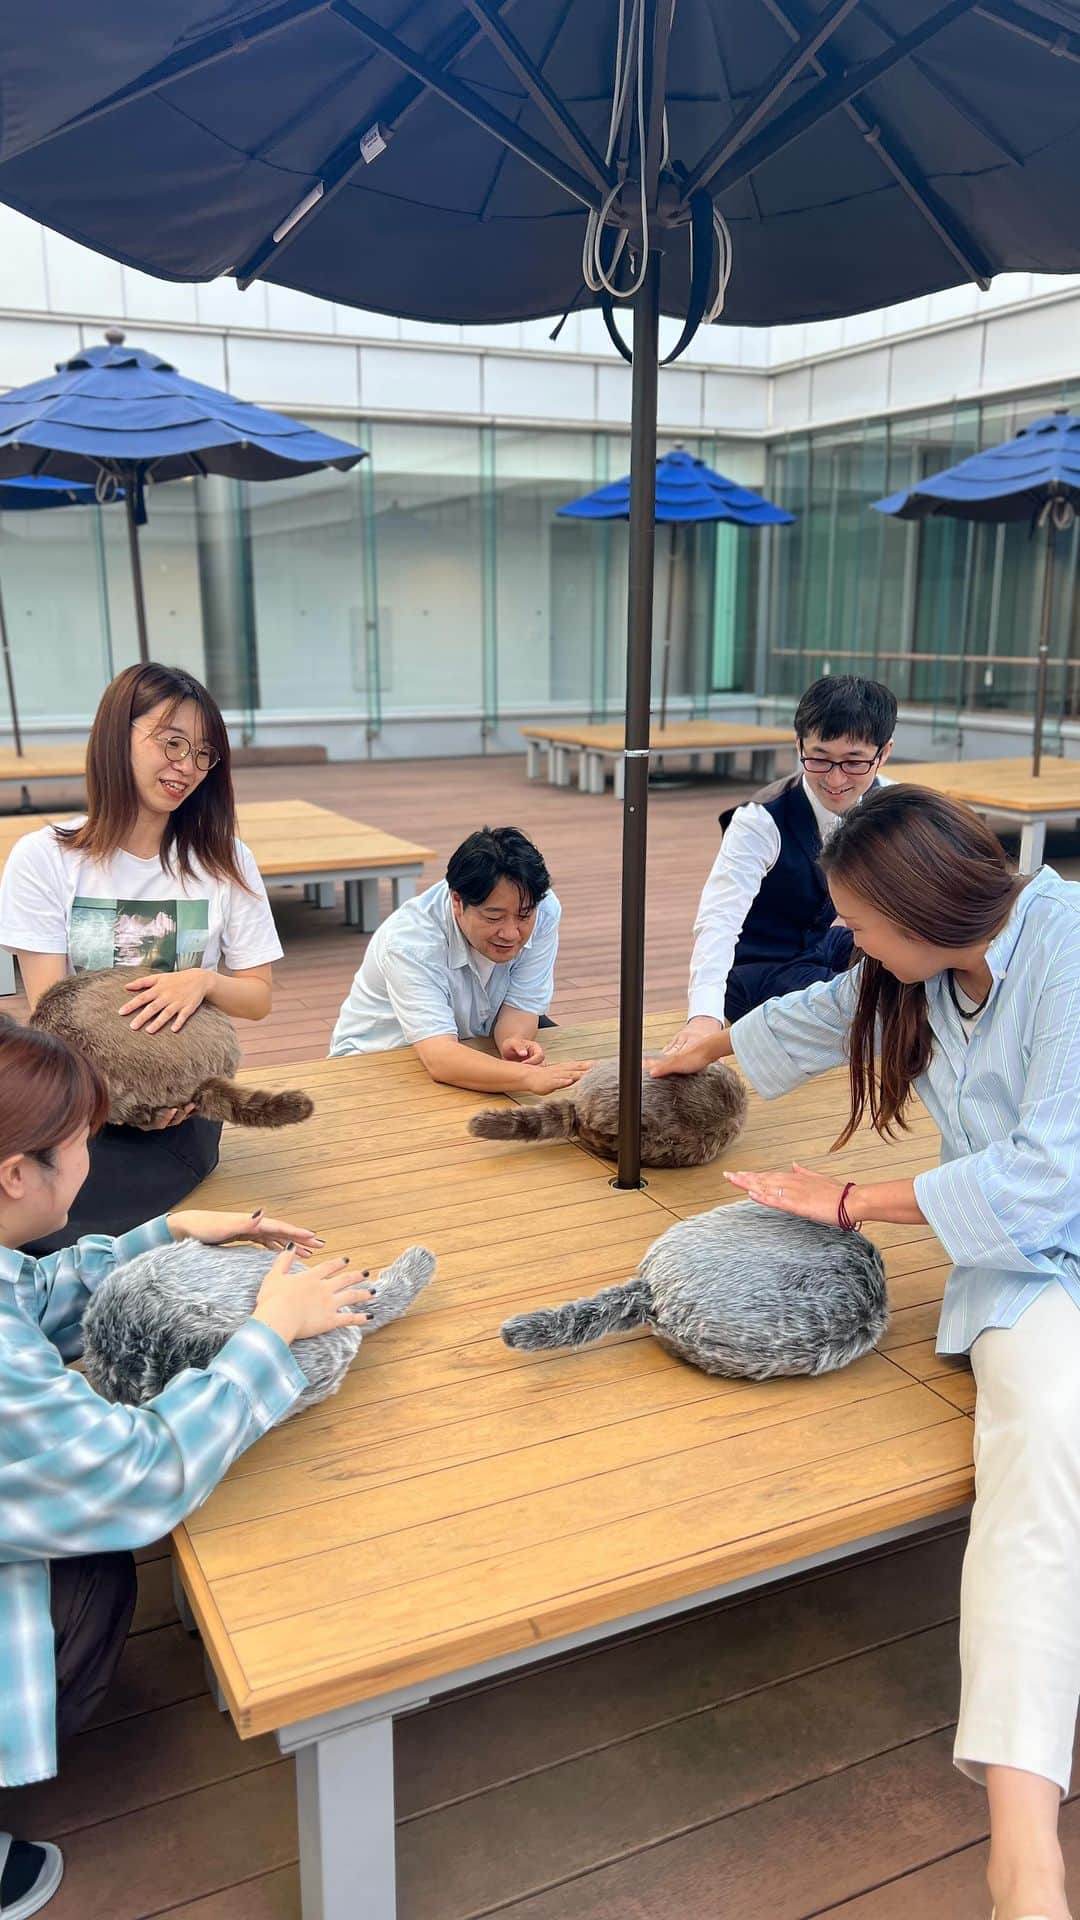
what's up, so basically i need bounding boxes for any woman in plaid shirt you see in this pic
[0,1016,372,1919]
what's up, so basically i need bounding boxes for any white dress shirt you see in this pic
[687,778,846,1024]
[329,878,560,1055]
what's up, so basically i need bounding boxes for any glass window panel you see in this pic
[492,429,598,711]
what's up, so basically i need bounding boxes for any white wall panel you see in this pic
[227,334,358,407]
[360,346,480,413]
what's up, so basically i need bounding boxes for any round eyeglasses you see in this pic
[799,750,882,778]
[135,726,220,774]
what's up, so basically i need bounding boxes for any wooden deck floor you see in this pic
[6,754,1080,1918]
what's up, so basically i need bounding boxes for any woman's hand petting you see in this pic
[724,1161,851,1227]
[146,1103,197,1130]
[251,1247,375,1347]
[167,1208,328,1254]
[122,968,210,1034]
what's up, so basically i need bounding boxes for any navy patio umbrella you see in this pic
[0,474,101,756]
[558,447,793,729]
[0,330,366,662]
[873,412,1080,777]
[7,4,1080,1188]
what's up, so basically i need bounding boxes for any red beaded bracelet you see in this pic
[837,1182,861,1232]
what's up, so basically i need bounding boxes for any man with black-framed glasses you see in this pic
[657,675,897,1076]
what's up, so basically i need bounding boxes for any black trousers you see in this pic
[24,1114,222,1258]
[724,927,855,1026]
[51,1552,137,1747]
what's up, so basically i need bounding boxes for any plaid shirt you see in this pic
[0,1215,306,1786]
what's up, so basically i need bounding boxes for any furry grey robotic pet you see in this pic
[467,1059,748,1169]
[30,967,314,1129]
[82,1239,436,1420]
[501,1200,887,1379]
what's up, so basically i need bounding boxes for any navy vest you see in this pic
[724,778,839,971]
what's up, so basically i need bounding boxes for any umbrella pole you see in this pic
[0,575,24,757]
[1032,517,1056,778]
[125,487,151,664]
[615,251,662,1191]
[658,521,677,732]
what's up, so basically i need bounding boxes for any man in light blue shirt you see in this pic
[330,826,589,1095]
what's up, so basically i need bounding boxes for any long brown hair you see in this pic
[57,663,247,887]
[0,1013,108,1165]
[819,786,1025,1146]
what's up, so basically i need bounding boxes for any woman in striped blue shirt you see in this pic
[655,786,1080,1920]
[0,1017,373,1919]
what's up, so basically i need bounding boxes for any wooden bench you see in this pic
[521,722,796,797]
[170,1012,972,1920]
[0,799,434,996]
[0,745,87,808]
[889,756,1080,872]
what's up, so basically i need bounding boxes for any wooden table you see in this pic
[170,1014,971,1920]
[0,800,434,996]
[889,756,1080,871]
[521,722,796,796]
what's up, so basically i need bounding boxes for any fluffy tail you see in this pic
[365,1246,436,1331]
[467,1102,576,1143]
[192,1078,314,1128]
[501,1277,654,1352]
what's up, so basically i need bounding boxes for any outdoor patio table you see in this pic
[888,757,1080,871]
[169,1013,972,1920]
[521,721,795,796]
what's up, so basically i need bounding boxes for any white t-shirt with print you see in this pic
[0,822,283,975]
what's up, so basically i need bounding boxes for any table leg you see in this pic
[295,1714,397,1920]
[391,874,416,910]
[0,949,15,996]
[587,751,605,795]
[749,749,773,782]
[525,738,539,780]
[345,878,382,930]
[613,755,625,802]
[313,882,335,909]
[551,745,570,788]
[1018,818,1047,873]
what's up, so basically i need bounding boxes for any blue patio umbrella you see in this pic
[873,412,1080,777]
[0,474,102,755]
[7,6,1080,1194]
[0,330,366,661]
[558,447,793,728]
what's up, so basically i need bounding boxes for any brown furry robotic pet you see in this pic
[30,968,313,1130]
[467,1058,748,1169]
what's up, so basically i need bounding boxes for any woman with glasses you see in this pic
[663,674,896,1073]
[0,663,283,1250]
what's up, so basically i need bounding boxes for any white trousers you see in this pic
[956,1282,1080,1794]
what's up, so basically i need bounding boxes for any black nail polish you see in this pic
[285,1241,295,1251]
[361,1269,370,1278]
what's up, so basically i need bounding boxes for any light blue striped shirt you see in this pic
[0,1216,306,1786]
[731,866,1080,1357]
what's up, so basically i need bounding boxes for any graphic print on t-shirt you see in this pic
[69,897,210,973]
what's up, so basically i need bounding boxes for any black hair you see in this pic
[446,827,550,911]
[793,675,897,750]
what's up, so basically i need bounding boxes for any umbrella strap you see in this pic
[598,190,724,367]
[599,291,634,364]
[661,191,717,366]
